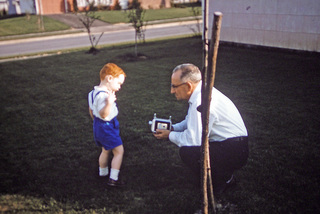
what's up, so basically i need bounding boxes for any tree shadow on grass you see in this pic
[117,53,148,62]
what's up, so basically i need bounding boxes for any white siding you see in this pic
[206,0,320,52]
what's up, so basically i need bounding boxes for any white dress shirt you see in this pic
[88,86,118,121]
[169,82,247,147]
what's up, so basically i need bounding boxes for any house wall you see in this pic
[33,0,171,14]
[140,0,170,9]
[20,0,36,14]
[76,0,171,11]
[206,0,320,52]
[8,0,19,14]
[76,0,112,8]
[35,0,73,14]
[0,0,8,12]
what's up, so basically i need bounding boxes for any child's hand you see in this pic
[99,91,116,119]
[107,91,116,104]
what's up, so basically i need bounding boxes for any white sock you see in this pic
[99,167,109,176]
[110,168,120,181]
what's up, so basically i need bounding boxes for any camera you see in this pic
[148,113,172,133]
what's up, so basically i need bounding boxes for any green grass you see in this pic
[0,15,70,37]
[96,7,201,24]
[143,7,201,22]
[0,37,319,213]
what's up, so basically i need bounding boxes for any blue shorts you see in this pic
[93,117,123,150]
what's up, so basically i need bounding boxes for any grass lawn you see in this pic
[97,7,201,24]
[0,15,71,37]
[0,36,319,213]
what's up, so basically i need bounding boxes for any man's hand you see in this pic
[153,129,171,140]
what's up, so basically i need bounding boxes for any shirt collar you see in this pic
[94,86,111,93]
[188,81,202,104]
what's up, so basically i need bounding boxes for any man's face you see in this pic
[170,70,189,100]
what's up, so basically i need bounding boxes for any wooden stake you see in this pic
[201,11,223,214]
[200,0,209,213]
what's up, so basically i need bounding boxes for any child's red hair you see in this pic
[100,63,126,81]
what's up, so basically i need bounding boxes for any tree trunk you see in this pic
[135,31,138,57]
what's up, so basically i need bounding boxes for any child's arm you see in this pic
[89,107,94,120]
[99,91,116,119]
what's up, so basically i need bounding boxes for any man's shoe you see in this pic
[214,175,237,197]
[224,175,237,192]
[107,178,125,187]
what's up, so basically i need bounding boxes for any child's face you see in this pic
[108,74,125,92]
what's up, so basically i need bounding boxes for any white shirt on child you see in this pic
[88,86,118,121]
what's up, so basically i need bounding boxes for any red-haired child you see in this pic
[88,63,126,187]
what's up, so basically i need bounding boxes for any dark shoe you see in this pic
[107,178,125,187]
[224,175,237,192]
[214,175,237,197]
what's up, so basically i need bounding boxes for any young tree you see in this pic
[127,0,146,57]
[73,0,79,12]
[78,0,104,54]
[190,6,202,36]
[37,0,45,31]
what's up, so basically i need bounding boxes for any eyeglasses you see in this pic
[170,82,187,89]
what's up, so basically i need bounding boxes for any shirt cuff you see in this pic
[169,131,181,147]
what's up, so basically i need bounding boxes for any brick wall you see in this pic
[36,0,73,14]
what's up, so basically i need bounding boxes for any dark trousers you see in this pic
[179,137,249,194]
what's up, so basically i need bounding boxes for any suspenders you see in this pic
[91,90,106,105]
[90,89,116,123]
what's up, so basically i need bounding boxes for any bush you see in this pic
[112,0,122,10]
